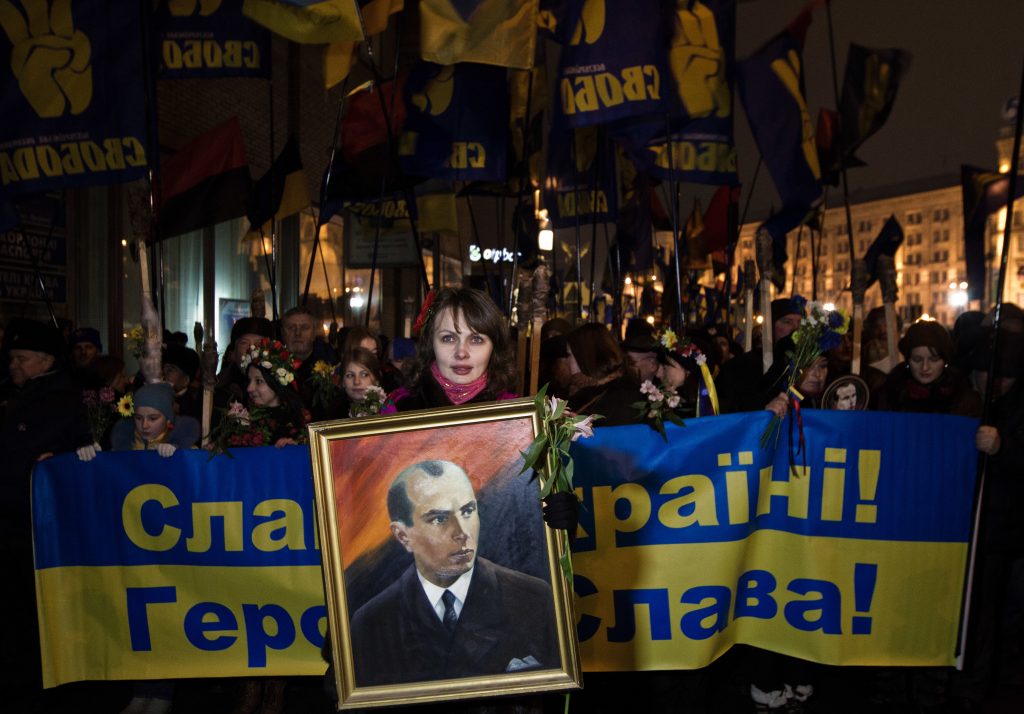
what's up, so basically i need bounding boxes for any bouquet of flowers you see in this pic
[309,360,342,408]
[349,384,387,418]
[760,297,850,449]
[208,402,271,456]
[633,380,685,441]
[82,387,119,443]
[519,384,598,586]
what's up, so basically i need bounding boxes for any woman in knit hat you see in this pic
[77,382,200,460]
[873,321,981,416]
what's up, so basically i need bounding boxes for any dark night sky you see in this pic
[733,0,1024,218]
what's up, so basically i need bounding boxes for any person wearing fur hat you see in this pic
[1,319,92,710]
[68,326,105,390]
[873,321,981,416]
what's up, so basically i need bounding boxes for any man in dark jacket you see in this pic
[0,319,91,707]
[349,460,558,687]
[281,306,339,420]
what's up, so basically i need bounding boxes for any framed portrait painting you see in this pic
[822,374,870,411]
[308,398,581,709]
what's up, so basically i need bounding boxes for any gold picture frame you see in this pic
[308,397,581,709]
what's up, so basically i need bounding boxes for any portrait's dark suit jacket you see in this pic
[349,557,559,686]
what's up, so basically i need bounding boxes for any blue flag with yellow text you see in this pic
[555,0,669,128]
[155,0,272,79]
[544,120,618,229]
[0,0,149,195]
[737,11,821,215]
[614,0,738,186]
[399,62,509,182]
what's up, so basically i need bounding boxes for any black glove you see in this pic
[542,491,579,542]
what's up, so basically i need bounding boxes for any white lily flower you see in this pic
[571,415,595,441]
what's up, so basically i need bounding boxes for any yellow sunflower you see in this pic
[116,393,134,418]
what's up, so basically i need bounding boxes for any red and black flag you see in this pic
[703,184,740,272]
[158,118,250,239]
[247,135,309,233]
[962,165,1024,300]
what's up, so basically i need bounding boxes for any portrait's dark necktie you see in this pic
[441,590,458,632]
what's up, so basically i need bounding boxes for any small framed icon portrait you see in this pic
[822,375,870,411]
[307,398,581,709]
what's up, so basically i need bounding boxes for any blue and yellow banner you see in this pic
[33,410,977,686]
[155,0,272,79]
[0,0,149,195]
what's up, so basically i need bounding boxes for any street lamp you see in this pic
[948,281,968,310]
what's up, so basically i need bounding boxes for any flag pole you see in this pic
[265,61,279,321]
[137,2,165,334]
[665,115,685,333]
[570,133,584,323]
[587,130,604,322]
[824,0,856,258]
[506,64,536,322]
[304,78,349,307]
[306,8,366,308]
[957,53,1024,669]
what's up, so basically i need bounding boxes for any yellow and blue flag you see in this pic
[0,0,149,195]
[242,0,363,44]
[32,410,979,685]
[324,0,404,88]
[419,0,538,69]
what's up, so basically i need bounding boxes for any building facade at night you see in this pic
[734,130,1024,327]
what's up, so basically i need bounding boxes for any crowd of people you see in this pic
[1,287,1022,713]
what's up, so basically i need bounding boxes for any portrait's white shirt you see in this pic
[417,567,474,623]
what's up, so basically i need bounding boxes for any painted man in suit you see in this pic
[349,459,559,686]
